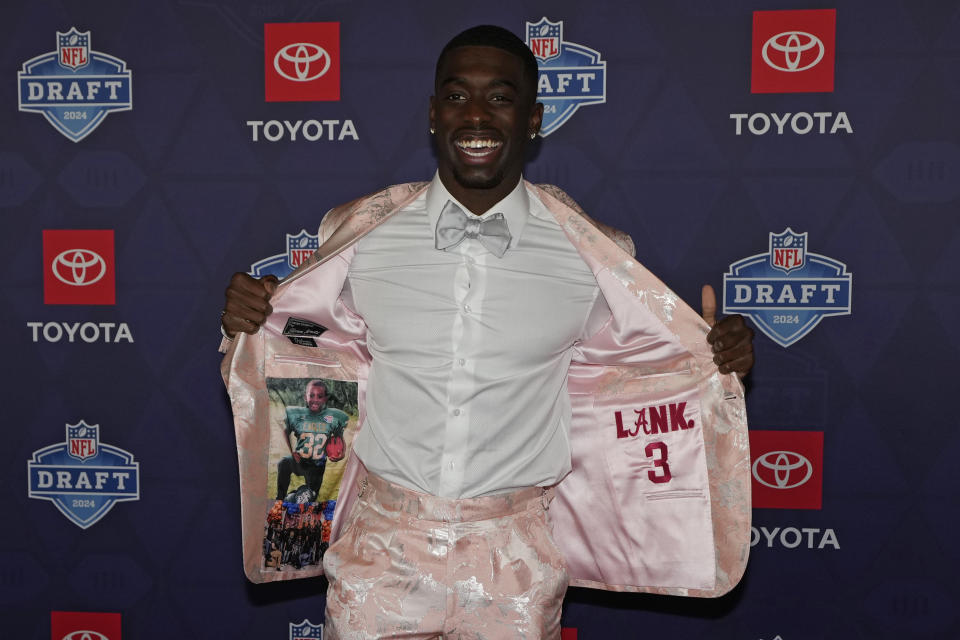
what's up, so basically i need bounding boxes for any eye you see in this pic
[445,92,466,102]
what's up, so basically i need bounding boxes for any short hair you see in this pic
[435,25,539,102]
[306,380,327,394]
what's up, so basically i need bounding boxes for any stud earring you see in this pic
[529,132,537,139]
[430,127,436,134]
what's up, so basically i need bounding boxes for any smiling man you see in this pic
[222,25,753,640]
[432,41,539,207]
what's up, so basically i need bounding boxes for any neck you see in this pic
[437,169,522,216]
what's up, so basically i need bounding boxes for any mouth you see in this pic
[454,135,502,160]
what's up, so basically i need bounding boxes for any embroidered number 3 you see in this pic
[644,441,672,483]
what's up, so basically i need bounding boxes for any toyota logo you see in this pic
[762,31,825,72]
[274,43,331,82]
[752,450,813,489]
[62,632,110,640]
[52,249,107,286]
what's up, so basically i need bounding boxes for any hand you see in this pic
[221,273,279,338]
[701,284,754,378]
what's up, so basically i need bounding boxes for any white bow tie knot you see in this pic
[435,200,512,258]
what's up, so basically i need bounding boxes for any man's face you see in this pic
[430,46,543,193]
[305,383,327,412]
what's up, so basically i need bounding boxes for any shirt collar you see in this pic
[425,172,530,249]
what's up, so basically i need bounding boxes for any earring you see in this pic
[529,132,537,139]
[430,127,436,134]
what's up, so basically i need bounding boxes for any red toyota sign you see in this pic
[749,430,824,509]
[751,9,836,93]
[51,611,121,640]
[264,22,340,102]
[43,230,116,305]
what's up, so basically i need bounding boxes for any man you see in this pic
[222,25,753,639]
[276,379,348,501]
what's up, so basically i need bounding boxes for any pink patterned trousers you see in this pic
[323,472,569,639]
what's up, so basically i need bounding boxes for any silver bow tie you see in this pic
[435,200,512,258]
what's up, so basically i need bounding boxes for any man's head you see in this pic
[305,380,328,413]
[434,26,539,103]
[430,25,543,212]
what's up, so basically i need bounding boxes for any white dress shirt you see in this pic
[345,174,609,498]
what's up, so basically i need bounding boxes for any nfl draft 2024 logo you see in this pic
[18,28,132,142]
[250,230,319,278]
[525,18,606,136]
[28,421,140,529]
[723,229,851,347]
[290,619,323,640]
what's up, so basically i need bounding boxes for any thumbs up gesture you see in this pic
[701,284,755,378]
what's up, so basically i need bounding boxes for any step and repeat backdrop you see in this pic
[3,0,959,638]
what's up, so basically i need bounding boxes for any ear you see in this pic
[429,95,437,132]
[529,101,544,136]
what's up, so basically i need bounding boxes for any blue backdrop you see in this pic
[4,1,959,638]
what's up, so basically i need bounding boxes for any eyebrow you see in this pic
[439,76,520,91]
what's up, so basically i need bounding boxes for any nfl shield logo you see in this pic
[287,230,320,270]
[724,228,852,347]
[290,619,324,640]
[18,27,132,142]
[527,18,562,63]
[769,228,807,274]
[66,420,99,461]
[523,17,607,136]
[57,27,90,71]
[28,421,140,528]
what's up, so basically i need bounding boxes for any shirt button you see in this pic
[449,461,456,470]
[458,358,465,366]
[463,304,472,313]
[453,409,461,416]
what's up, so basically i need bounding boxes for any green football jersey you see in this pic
[285,406,349,464]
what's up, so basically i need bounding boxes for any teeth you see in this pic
[457,139,500,150]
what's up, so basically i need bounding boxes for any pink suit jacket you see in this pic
[222,181,751,597]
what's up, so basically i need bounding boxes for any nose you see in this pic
[463,98,490,127]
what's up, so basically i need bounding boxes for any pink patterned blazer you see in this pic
[222,181,751,597]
